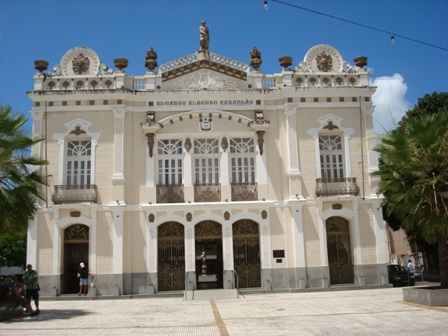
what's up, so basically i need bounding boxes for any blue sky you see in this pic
[0,0,446,133]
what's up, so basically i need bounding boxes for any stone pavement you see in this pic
[1,286,447,336]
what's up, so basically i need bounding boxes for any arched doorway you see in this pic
[158,222,185,291]
[63,224,89,294]
[195,221,223,290]
[326,216,354,284]
[233,219,261,288]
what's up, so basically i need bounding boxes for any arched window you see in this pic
[319,135,345,178]
[230,138,255,183]
[65,140,92,185]
[194,138,219,184]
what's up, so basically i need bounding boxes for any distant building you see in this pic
[28,31,386,296]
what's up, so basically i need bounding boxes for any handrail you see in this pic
[231,269,245,299]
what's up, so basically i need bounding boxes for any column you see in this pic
[52,209,60,275]
[373,200,387,264]
[147,218,157,273]
[112,110,126,181]
[146,133,155,187]
[184,222,195,272]
[316,199,328,267]
[292,204,306,268]
[284,104,303,199]
[183,137,192,187]
[112,208,124,274]
[352,200,363,267]
[30,110,44,157]
[222,223,233,271]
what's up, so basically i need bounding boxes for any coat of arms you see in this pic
[316,52,332,72]
[72,53,90,75]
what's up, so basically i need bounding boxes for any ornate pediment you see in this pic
[159,51,249,88]
[295,44,351,73]
[163,69,245,90]
[48,46,113,77]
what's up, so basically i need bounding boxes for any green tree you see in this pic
[0,229,27,267]
[0,105,47,234]
[373,107,448,288]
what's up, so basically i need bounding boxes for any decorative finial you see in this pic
[34,59,49,72]
[114,58,128,72]
[278,56,292,69]
[145,47,158,71]
[353,56,368,68]
[250,46,262,70]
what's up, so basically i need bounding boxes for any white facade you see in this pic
[28,40,387,296]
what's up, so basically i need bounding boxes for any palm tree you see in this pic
[0,105,47,234]
[373,112,448,288]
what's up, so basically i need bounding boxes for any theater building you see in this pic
[27,28,387,297]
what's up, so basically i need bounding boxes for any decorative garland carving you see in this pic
[221,137,228,152]
[146,133,155,158]
[256,130,265,155]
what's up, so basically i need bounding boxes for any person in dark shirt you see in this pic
[12,279,35,315]
[77,262,90,296]
[0,277,13,301]
[23,264,40,315]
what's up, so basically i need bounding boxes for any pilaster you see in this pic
[284,104,303,199]
[112,109,126,181]
[112,208,124,274]
[292,203,306,268]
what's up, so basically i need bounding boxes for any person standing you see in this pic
[23,264,40,315]
[77,262,90,295]
[407,259,415,286]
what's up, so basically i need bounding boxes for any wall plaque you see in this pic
[273,250,285,258]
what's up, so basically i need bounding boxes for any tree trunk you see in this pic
[438,233,448,289]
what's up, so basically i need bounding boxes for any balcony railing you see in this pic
[52,185,99,204]
[315,178,359,197]
[194,183,221,202]
[231,182,258,201]
[157,184,185,203]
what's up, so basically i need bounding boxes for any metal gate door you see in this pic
[326,217,354,285]
[158,222,185,291]
[233,220,261,288]
[63,224,89,294]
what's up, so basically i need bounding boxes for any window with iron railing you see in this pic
[230,138,257,201]
[157,139,184,203]
[66,140,92,185]
[319,135,344,178]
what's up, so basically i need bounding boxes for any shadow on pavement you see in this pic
[3,309,94,323]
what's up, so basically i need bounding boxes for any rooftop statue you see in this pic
[199,21,209,51]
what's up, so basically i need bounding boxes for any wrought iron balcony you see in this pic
[52,185,99,204]
[194,183,221,202]
[231,182,258,201]
[315,178,360,197]
[157,184,185,203]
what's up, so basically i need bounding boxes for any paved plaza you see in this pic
[1,286,447,336]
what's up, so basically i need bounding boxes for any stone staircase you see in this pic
[184,288,238,301]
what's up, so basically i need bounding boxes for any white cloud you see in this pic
[371,74,411,133]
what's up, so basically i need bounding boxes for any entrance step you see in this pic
[184,289,238,301]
